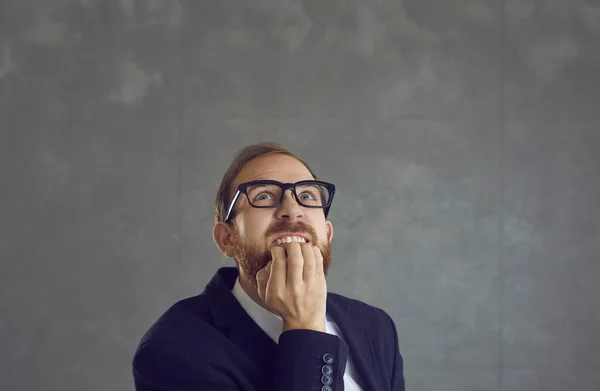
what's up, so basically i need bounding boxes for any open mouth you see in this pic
[272,236,310,245]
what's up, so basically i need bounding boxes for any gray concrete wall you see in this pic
[1,1,599,390]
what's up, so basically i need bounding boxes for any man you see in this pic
[132,142,406,391]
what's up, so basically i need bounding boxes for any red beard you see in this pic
[232,219,332,289]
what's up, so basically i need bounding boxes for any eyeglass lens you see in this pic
[246,182,330,207]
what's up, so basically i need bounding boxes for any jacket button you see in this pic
[321,386,332,391]
[321,364,333,375]
[322,353,334,364]
[321,374,333,385]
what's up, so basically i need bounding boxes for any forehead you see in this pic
[233,154,314,188]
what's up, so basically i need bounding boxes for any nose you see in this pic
[276,189,304,220]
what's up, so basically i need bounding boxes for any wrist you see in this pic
[283,319,326,333]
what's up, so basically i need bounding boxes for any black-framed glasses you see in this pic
[224,179,336,223]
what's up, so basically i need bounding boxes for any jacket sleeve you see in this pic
[275,329,349,390]
[387,313,405,391]
[132,331,349,391]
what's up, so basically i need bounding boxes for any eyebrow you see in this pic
[248,184,272,190]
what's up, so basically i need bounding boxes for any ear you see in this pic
[213,222,236,258]
[325,220,334,243]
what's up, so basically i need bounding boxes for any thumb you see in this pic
[256,260,272,300]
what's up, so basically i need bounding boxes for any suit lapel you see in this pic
[203,268,278,388]
[202,268,385,391]
[327,296,384,391]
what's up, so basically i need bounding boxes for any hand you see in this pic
[256,242,327,333]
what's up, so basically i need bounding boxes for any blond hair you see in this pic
[213,142,319,224]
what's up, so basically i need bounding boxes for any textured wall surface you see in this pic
[1,1,599,390]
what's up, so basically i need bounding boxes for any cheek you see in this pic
[312,221,330,243]
[240,215,271,241]
[318,229,330,244]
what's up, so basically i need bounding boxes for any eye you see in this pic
[254,192,275,201]
[299,192,315,200]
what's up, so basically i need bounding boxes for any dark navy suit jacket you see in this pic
[132,267,405,391]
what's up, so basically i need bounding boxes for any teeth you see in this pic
[273,236,307,244]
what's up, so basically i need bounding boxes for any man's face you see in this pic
[227,154,333,288]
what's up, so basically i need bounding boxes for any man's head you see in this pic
[212,143,334,289]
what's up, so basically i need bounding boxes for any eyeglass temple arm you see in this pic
[225,191,241,222]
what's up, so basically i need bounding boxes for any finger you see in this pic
[301,243,316,281]
[313,245,324,278]
[270,246,287,292]
[285,242,304,287]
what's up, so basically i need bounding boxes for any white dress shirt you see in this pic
[232,277,363,390]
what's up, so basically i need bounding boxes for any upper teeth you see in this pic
[273,236,307,244]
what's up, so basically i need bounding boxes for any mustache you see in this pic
[264,220,315,237]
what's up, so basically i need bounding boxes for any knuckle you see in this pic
[290,286,303,298]
[270,290,285,303]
